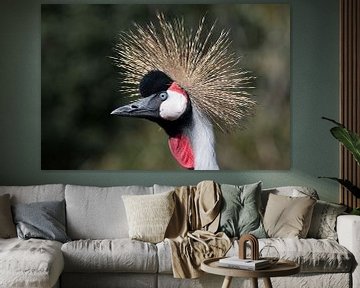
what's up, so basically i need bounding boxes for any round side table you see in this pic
[201,257,300,288]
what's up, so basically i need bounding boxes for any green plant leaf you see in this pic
[322,117,360,165]
[319,177,360,198]
[330,127,360,165]
[322,117,344,127]
[351,208,360,215]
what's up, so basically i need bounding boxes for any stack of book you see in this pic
[218,257,271,270]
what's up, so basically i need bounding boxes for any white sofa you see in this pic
[0,184,359,288]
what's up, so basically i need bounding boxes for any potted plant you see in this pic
[320,117,360,215]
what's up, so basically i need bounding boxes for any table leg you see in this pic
[263,277,273,288]
[251,278,258,288]
[222,276,233,288]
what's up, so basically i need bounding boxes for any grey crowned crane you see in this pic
[111,14,255,170]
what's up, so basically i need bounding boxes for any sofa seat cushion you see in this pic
[228,238,354,273]
[157,238,354,274]
[0,238,64,288]
[62,239,158,273]
[260,238,353,272]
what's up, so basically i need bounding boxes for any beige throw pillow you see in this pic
[0,194,17,238]
[263,193,316,238]
[122,191,175,243]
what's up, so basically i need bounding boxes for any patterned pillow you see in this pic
[307,200,347,240]
[122,191,175,243]
[218,182,266,238]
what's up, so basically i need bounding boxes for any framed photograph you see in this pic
[41,4,290,170]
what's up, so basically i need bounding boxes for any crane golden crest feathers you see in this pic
[113,13,256,131]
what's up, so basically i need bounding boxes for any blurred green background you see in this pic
[41,4,290,170]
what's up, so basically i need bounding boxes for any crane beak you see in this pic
[111,94,160,119]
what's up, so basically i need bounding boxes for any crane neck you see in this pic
[187,106,219,170]
[166,105,219,170]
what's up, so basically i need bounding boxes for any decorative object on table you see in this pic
[218,257,271,270]
[259,245,280,265]
[238,234,260,260]
[217,234,271,271]
[201,257,300,288]
[238,233,279,268]
[320,117,360,211]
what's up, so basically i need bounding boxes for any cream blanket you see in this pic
[165,181,231,278]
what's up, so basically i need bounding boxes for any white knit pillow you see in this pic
[122,191,175,243]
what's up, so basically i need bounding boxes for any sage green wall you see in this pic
[0,0,339,202]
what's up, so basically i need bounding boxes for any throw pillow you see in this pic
[218,182,267,238]
[307,200,347,240]
[12,200,70,243]
[0,194,17,238]
[263,193,316,238]
[261,186,319,214]
[122,190,175,243]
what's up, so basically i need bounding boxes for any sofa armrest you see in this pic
[337,215,360,288]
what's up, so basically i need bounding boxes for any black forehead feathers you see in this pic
[139,70,173,98]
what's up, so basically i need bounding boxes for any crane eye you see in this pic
[159,92,168,101]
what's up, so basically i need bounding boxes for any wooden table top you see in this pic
[201,257,300,278]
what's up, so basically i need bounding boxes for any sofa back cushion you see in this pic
[65,185,153,239]
[153,184,176,194]
[263,193,316,238]
[261,186,319,212]
[0,184,65,204]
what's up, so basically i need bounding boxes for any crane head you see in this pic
[111,70,192,135]
[111,70,195,170]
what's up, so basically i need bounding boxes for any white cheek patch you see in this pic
[159,90,188,121]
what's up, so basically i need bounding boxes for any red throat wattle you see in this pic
[168,134,194,169]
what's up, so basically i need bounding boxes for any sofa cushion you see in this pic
[0,184,65,204]
[157,237,353,274]
[0,238,64,288]
[218,182,266,238]
[0,194,16,238]
[156,240,173,274]
[61,273,157,288]
[12,200,70,243]
[260,238,353,273]
[61,239,158,273]
[225,238,354,274]
[122,191,175,243]
[261,186,319,213]
[153,184,175,194]
[65,185,153,239]
[263,193,316,238]
[307,200,347,240]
